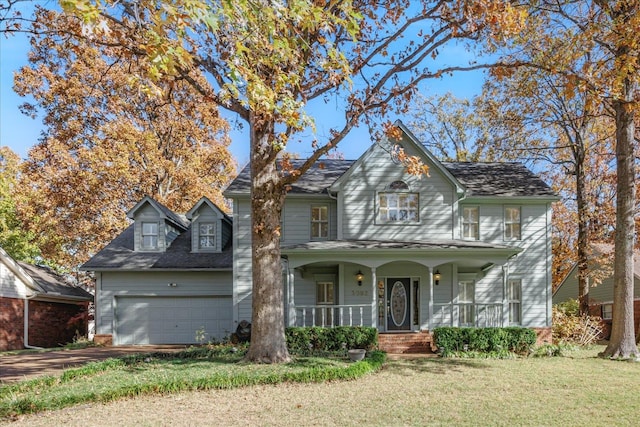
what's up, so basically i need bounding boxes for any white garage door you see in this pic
[115,296,233,345]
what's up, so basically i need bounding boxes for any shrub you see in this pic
[433,327,536,357]
[552,300,603,346]
[285,326,378,356]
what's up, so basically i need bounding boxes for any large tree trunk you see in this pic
[244,116,291,363]
[601,76,638,359]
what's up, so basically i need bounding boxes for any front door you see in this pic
[386,278,411,331]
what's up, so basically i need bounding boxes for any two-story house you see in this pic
[83,122,557,347]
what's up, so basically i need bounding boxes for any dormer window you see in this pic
[378,181,419,223]
[199,223,216,249]
[141,222,158,249]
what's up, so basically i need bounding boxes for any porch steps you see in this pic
[378,332,434,354]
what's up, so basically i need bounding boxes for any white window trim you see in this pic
[504,206,522,241]
[310,205,329,240]
[198,222,217,250]
[141,221,159,250]
[458,280,475,327]
[377,191,420,224]
[461,206,479,240]
[601,303,613,320]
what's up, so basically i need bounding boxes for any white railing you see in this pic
[432,303,503,328]
[292,304,373,327]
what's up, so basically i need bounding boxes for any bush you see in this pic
[552,300,603,345]
[285,326,378,356]
[433,327,536,357]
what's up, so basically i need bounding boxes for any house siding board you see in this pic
[340,145,455,241]
[0,262,31,299]
[281,198,337,244]
[96,271,232,338]
[233,198,253,324]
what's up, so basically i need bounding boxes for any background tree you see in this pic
[0,146,40,262]
[407,92,531,162]
[13,8,235,269]
[482,59,617,314]
[503,0,640,357]
[59,0,528,363]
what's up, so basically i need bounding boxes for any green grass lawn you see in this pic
[2,345,640,425]
[0,347,385,419]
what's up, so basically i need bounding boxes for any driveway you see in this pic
[0,346,187,383]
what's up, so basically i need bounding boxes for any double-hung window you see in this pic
[508,279,522,325]
[311,206,329,239]
[378,191,419,223]
[141,222,158,250]
[504,207,521,240]
[601,303,613,320]
[462,206,479,239]
[199,223,216,249]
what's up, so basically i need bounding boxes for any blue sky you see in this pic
[0,5,486,166]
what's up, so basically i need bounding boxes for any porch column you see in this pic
[370,267,377,328]
[428,266,434,330]
[502,264,508,327]
[288,267,296,327]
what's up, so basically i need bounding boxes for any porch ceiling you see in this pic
[282,239,522,269]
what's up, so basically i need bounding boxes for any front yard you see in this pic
[2,345,639,426]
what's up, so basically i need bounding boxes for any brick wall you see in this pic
[28,300,89,348]
[589,300,640,340]
[0,297,24,351]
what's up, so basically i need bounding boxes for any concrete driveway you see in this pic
[0,345,187,383]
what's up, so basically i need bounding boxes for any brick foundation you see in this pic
[93,334,113,346]
[531,327,553,345]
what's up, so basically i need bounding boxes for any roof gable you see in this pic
[328,120,465,195]
[0,246,92,301]
[126,196,189,230]
[186,197,231,223]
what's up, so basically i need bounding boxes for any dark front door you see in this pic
[386,278,411,331]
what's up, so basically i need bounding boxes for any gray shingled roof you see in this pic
[442,162,556,197]
[225,159,354,195]
[17,262,93,301]
[225,159,554,197]
[283,239,519,252]
[81,224,232,271]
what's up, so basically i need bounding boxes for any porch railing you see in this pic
[292,304,373,327]
[432,303,503,328]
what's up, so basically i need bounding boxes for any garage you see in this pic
[115,296,233,345]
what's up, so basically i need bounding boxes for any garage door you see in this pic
[115,296,233,345]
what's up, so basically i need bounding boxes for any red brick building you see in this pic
[0,247,93,351]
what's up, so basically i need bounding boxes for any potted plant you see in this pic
[347,348,366,361]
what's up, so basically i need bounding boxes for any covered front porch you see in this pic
[282,240,522,332]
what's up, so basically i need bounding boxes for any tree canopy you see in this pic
[12,7,235,268]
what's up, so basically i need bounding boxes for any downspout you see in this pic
[24,294,43,350]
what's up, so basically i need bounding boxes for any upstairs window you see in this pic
[462,206,479,240]
[311,206,329,239]
[602,303,613,320]
[141,222,158,249]
[378,181,419,223]
[199,223,216,249]
[504,207,521,240]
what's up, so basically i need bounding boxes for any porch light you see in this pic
[356,270,364,286]
[433,270,441,286]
